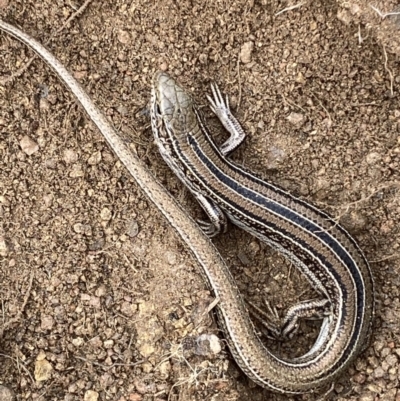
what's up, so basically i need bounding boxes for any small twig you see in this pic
[358,24,362,44]
[311,92,332,125]
[358,23,369,44]
[382,45,394,96]
[318,382,336,400]
[55,0,93,34]
[350,101,377,107]
[370,253,400,263]
[0,272,34,338]
[348,184,394,210]
[275,2,304,16]
[1,298,5,327]
[167,357,214,401]
[0,353,35,384]
[280,93,306,113]
[0,56,35,85]
[236,53,242,109]
[74,355,146,369]
[314,182,400,235]
[319,182,400,212]
[369,4,400,19]
[205,297,220,315]
[0,0,93,84]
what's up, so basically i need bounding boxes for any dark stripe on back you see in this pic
[185,134,366,372]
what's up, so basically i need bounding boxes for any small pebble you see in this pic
[286,112,305,127]
[63,149,78,164]
[88,151,102,165]
[240,41,254,64]
[0,385,15,401]
[100,207,112,221]
[0,236,9,257]
[20,135,39,155]
[34,358,52,381]
[40,314,54,331]
[365,151,381,164]
[126,220,139,237]
[195,334,222,356]
[84,390,99,401]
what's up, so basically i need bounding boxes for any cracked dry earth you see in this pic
[1,1,400,400]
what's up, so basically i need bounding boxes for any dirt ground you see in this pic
[1,1,400,400]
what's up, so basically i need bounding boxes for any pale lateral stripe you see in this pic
[185,132,366,306]
[188,134,366,351]
[152,71,373,392]
[161,109,364,371]
[168,138,356,370]
[171,134,366,369]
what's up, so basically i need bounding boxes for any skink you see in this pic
[150,71,374,393]
[0,19,374,394]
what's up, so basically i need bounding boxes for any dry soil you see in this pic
[1,1,400,401]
